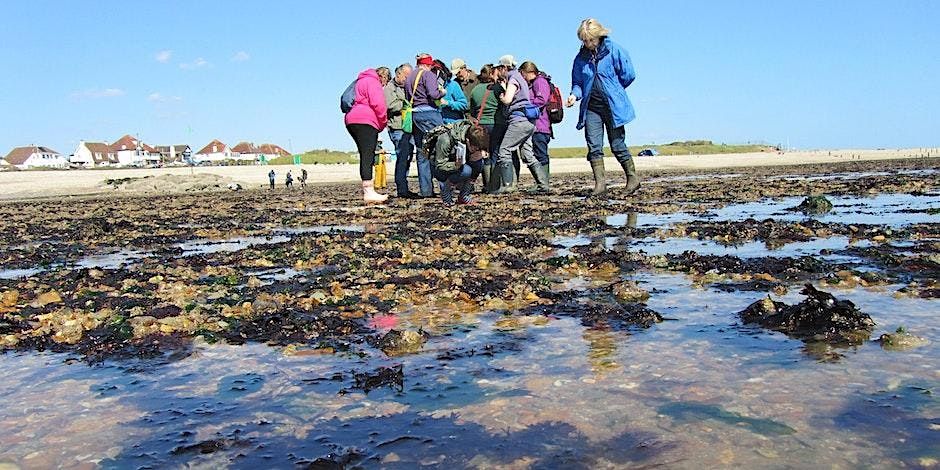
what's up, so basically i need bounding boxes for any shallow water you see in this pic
[1,191,938,468]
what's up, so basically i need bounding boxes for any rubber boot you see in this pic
[485,160,501,194]
[491,163,517,194]
[544,162,550,187]
[620,157,640,195]
[481,160,491,192]
[362,180,388,204]
[589,159,607,198]
[528,163,551,194]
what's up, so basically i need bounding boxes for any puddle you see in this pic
[608,193,940,229]
[1,273,937,468]
[176,235,292,256]
[630,235,873,261]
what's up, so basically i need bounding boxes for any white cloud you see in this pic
[179,57,209,70]
[147,93,182,103]
[155,50,172,63]
[70,88,126,99]
[232,51,250,62]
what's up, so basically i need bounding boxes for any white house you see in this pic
[231,142,261,162]
[2,146,68,169]
[194,139,235,163]
[70,141,117,167]
[110,134,160,166]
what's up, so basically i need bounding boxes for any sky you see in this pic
[2,0,938,156]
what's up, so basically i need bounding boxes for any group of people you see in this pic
[343,18,640,204]
[268,168,307,190]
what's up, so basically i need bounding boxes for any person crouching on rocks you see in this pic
[427,120,489,205]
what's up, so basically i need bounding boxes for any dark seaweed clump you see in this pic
[739,284,875,344]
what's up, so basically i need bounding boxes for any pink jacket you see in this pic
[344,69,387,131]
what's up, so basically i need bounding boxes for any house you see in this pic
[256,143,291,163]
[154,145,193,165]
[2,146,68,169]
[70,141,117,167]
[230,141,261,162]
[194,139,235,163]
[110,134,160,166]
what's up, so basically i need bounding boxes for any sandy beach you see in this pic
[0,147,935,200]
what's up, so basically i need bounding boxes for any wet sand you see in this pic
[0,147,936,200]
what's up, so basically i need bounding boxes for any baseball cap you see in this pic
[496,54,516,68]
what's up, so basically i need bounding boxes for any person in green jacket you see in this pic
[469,64,507,193]
[428,120,490,205]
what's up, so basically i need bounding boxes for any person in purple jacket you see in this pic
[492,54,550,194]
[404,54,447,198]
[520,61,553,183]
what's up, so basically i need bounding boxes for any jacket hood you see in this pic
[358,68,380,81]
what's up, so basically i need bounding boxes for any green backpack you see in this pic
[422,123,463,173]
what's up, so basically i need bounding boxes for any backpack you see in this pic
[422,123,462,173]
[340,79,357,113]
[543,73,564,124]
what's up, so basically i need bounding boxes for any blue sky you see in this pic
[2,0,938,156]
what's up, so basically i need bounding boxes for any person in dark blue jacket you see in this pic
[566,18,639,197]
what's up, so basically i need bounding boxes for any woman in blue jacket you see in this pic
[433,60,469,123]
[566,18,639,197]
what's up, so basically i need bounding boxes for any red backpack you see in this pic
[542,73,565,124]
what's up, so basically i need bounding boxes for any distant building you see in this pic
[154,144,193,164]
[194,139,235,163]
[110,134,160,166]
[70,141,118,167]
[230,141,261,162]
[254,143,291,163]
[2,145,68,169]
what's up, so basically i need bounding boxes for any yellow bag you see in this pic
[374,153,387,189]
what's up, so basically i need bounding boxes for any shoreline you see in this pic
[0,148,936,201]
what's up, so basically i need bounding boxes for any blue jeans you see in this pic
[388,129,414,195]
[585,108,631,163]
[412,107,444,196]
[532,132,551,166]
[432,160,484,185]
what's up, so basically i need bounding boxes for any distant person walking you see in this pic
[385,63,419,199]
[492,54,549,194]
[520,61,554,182]
[405,54,446,197]
[566,18,639,197]
[300,168,308,189]
[268,169,275,189]
[345,66,391,203]
[285,170,293,188]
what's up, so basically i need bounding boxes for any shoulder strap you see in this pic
[476,87,492,122]
[408,69,425,108]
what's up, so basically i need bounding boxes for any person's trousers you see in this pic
[432,160,484,185]
[388,129,414,195]
[346,123,379,181]
[532,132,551,167]
[497,119,537,168]
[584,108,631,163]
[412,109,444,196]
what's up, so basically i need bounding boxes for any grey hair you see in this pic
[394,63,412,75]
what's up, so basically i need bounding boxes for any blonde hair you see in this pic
[577,18,610,41]
[375,67,391,83]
